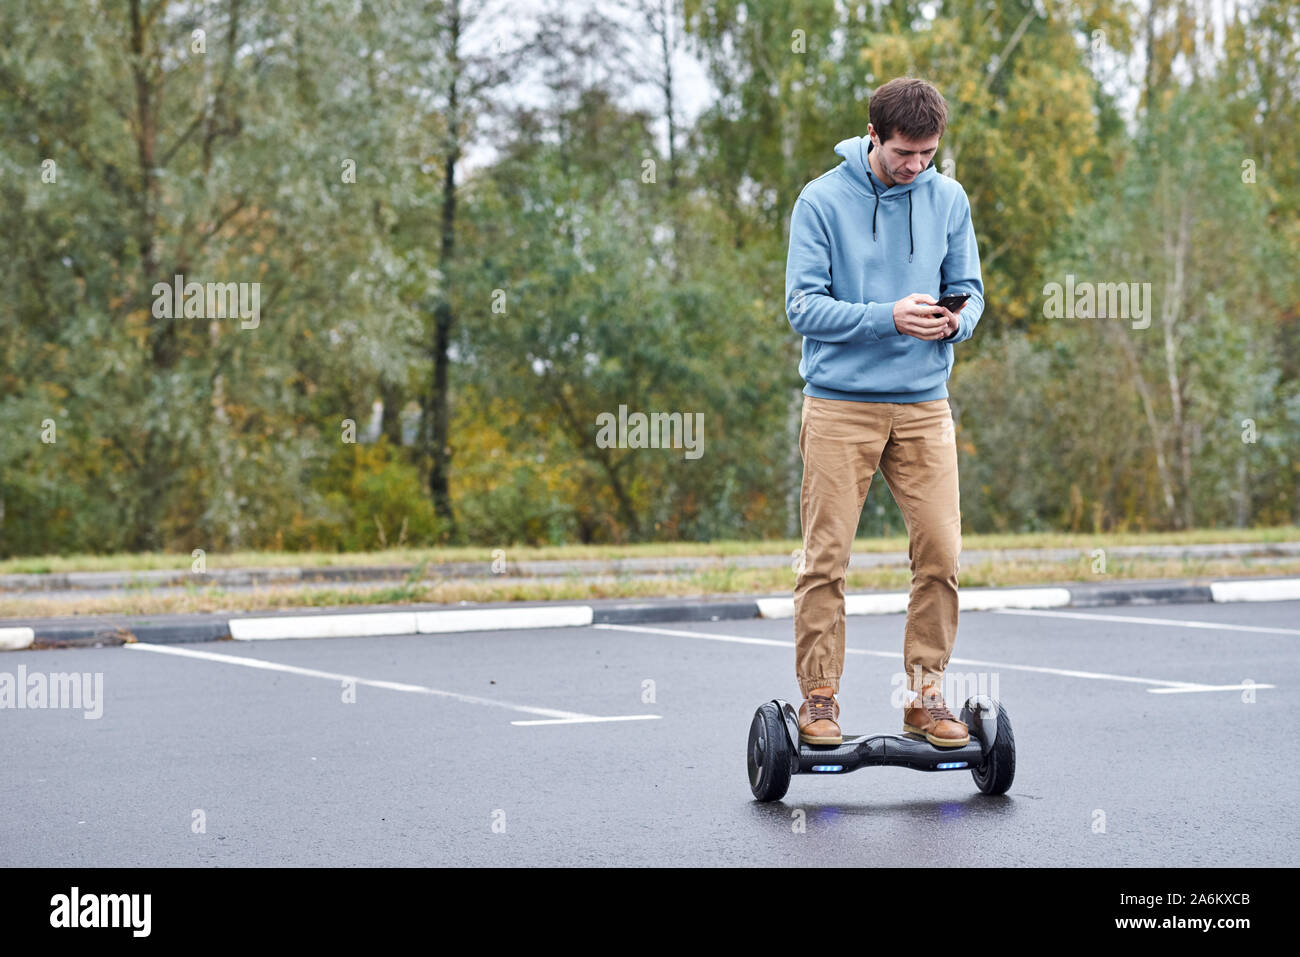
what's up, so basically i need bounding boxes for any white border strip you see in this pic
[230,612,419,640]
[757,587,1070,619]
[847,593,911,615]
[0,627,35,651]
[960,587,1072,610]
[1210,579,1300,603]
[416,606,593,633]
[754,597,795,618]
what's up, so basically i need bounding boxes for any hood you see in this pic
[832,135,938,262]
[833,135,937,195]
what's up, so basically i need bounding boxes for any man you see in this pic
[783,76,984,748]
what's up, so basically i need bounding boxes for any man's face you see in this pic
[866,124,940,184]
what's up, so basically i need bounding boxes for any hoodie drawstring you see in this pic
[869,175,879,242]
[908,190,913,263]
[867,159,915,263]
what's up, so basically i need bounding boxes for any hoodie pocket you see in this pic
[935,339,953,378]
[802,337,824,380]
[808,335,945,393]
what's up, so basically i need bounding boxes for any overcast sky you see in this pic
[458,0,1221,177]
[460,0,715,175]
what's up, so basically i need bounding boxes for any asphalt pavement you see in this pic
[2,599,1295,866]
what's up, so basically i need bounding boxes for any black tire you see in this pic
[969,699,1015,795]
[747,702,793,802]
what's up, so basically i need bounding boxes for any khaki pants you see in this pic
[794,394,961,698]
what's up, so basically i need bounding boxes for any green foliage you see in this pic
[0,0,1297,559]
[283,439,440,552]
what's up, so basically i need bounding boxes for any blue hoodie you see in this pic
[784,135,984,403]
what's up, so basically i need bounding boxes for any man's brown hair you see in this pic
[868,77,948,144]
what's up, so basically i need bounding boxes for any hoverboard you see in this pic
[746,695,1015,801]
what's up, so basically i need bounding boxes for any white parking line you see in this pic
[595,624,792,648]
[1148,683,1271,695]
[992,607,1300,636]
[125,642,660,723]
[592,622,1263,693]
[511,715,662,726]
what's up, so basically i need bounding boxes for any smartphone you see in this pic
[932,293,970,314]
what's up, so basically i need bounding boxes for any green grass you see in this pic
[1,525,1297,575]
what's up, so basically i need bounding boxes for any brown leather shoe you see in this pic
[902,684,970,747]
[798,687,842,745]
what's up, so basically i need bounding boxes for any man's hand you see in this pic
[939,299,967,338]
[893,293,955,340]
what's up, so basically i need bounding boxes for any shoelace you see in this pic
[917,696,957,722]
[807,694,836,722]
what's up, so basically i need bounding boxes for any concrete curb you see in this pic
[2,576,1298,650]
[1065,583,1215,606]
